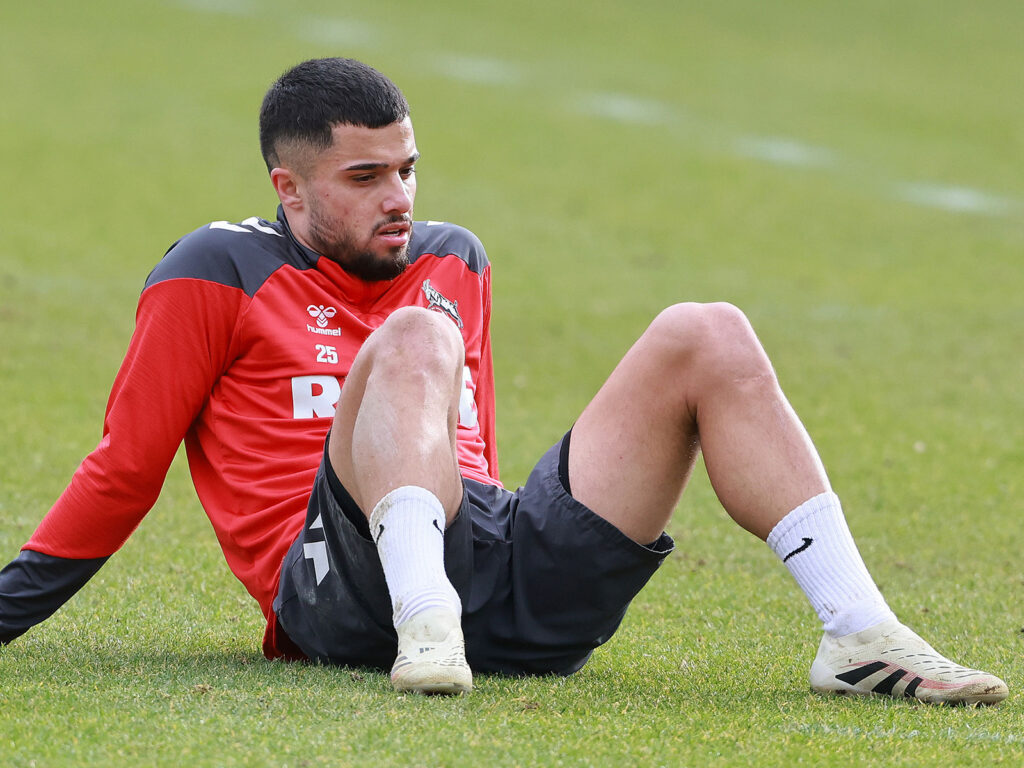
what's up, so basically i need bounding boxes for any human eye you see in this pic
[399,165,416,179]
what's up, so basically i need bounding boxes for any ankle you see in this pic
[768,492,894,635]
[370,486,461,629]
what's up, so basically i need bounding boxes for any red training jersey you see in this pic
[16,208,499,658]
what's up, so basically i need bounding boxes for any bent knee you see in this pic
[649,301,753,344]
[377,306,464,346]
[646,302,771,377]
[366,307,466,369]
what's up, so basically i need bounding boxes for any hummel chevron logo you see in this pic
[783,537,814,562]
[307,304,337,328]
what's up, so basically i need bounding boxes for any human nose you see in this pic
[382,172,414,214]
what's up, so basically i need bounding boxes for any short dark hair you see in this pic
[259,58,410,172]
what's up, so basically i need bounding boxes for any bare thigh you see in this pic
[568,307,702,545]
[569,301,828,543]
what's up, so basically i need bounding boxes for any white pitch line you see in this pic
[734,135,838,170]
[576,93,1019,217]
[170,0,256,15]
[161,6,1024,221]
[567,89,1019,219]
[294,17,379,47]
[574,91,682,127]
[894,182,1017,216]
[432,55,525,86]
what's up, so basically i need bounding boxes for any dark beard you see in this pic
[324,243,410,282]
[308,215,411,282]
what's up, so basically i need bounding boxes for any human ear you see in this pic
[270,167,304,209]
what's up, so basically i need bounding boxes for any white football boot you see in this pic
[810,618,1008,705]
[390,607,472,695]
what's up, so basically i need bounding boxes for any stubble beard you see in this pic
[307,206,411,282]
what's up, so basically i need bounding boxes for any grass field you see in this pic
[1,0,1023,765]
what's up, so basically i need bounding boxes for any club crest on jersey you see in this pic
[421,280,463,328]
[306,304,341,336]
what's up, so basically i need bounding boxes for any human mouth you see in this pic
[374,220,411,248]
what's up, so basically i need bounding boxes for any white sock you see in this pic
[369,486,461,628]
[767,491,896,637]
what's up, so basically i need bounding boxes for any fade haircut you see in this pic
[259,58,410,173]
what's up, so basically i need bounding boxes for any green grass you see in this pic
[1,0,1023,765]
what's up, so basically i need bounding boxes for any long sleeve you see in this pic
[0,277,244,641]
[2,212,501,653]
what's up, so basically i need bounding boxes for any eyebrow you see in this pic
[344,152,420,172]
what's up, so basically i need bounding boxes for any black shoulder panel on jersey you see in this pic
[0,550,109,644]
[408,222,490,275]
[146,217,315,298]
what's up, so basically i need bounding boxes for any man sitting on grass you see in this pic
[0,57,1008,704]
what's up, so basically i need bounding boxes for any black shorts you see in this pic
[273,433,674,676]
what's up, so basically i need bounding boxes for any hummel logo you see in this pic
[783,537,814,562]
[432,519,444,535]
[374,523,385,545]
[307,304,337,328]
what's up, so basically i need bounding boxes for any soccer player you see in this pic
[0,58,1008,704]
